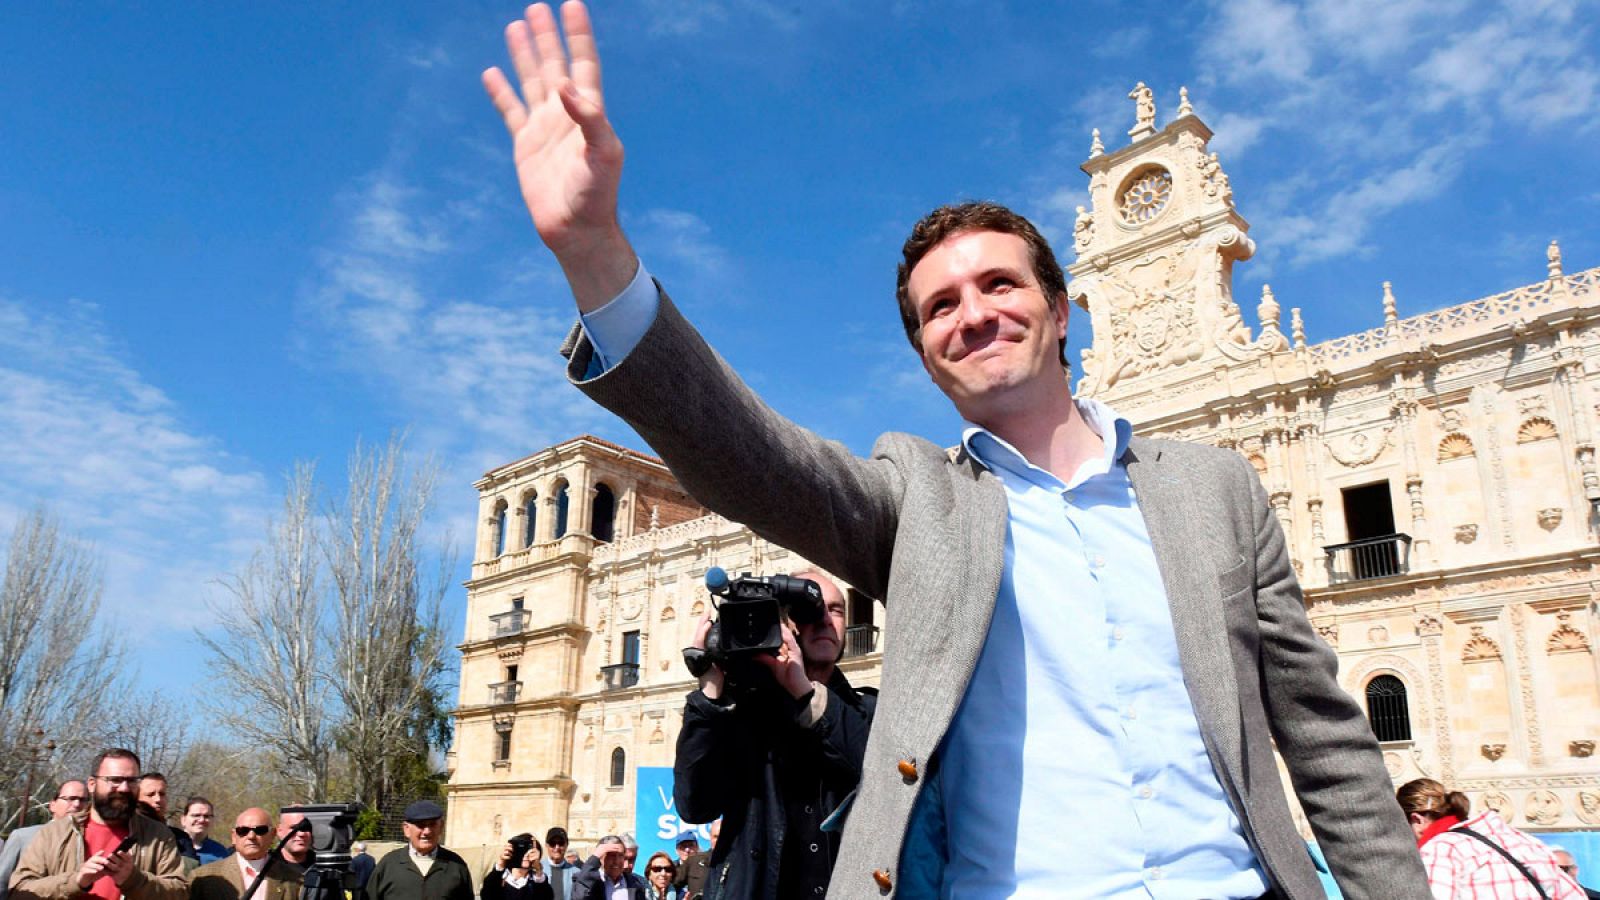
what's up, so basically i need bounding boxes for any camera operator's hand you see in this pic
[497,841,515,870]
[756,624,813,700]
[690,613,726,700]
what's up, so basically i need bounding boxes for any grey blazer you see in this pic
[564,292,1428,900]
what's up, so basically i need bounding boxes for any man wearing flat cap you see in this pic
[367,801,472,900]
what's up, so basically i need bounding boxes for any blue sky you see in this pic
[1,0,1596,703]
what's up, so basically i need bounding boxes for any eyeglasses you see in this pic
[1560,864,1578,874]
[234,826,272,837]
[95,776,139,787]
[56,795,89,803]
[647,866,674,873]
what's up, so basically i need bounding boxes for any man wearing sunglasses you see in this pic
[0,782,87,900]
[189,810,302,900]
[10,749,187,900]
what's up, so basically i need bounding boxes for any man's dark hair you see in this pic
[140,771,166,783]
[895,201,1069,367]
[183,795,212,814]
[545,826,569,845]
[90,748,142,776]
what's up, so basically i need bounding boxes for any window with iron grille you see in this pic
[1365,674,1411,742]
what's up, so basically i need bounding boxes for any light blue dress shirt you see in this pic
[576,263,1267,898]
[940,410,1266,899]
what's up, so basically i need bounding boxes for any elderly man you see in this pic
[10,749,186,900]
[540,829,575,900]
[481,4,1431,897]
[1553,848,1600,900]
[189,809,301,900]
[0,782,88,900]
[570,836,644,900]
[176,797,228,867]
[367,801,472,900]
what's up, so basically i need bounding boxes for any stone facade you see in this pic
[445,87,1600,854]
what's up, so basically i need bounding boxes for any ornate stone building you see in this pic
[446,86,1600,854]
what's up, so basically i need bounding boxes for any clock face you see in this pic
[1118,165,1173,226]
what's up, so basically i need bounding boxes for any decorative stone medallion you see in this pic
[1118,166,1174,226]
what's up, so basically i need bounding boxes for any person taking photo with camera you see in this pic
[481,834,552,900]
[674,570,876,900]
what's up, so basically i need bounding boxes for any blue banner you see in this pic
[634,766,713,870]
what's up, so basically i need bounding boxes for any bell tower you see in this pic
[1068,85,1274,407]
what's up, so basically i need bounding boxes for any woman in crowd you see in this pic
[641,851,678,900]
[1397,777,1583,898]
[481,834,554,900]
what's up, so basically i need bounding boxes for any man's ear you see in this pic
[1053,291,1070,340]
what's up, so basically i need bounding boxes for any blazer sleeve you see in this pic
[8,837,78,900]
[1240,457,1430,899]
[564,290,903,599]
[119,828,187,900]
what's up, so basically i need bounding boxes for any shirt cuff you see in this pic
[578,259,656,376]
[795,681,829,728]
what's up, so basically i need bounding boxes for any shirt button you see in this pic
[810,843,819,852]
[1139,785,1153,799]
[804,805,813,814]
[814,889,824,896]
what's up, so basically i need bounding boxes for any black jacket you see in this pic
[673,668,876,900]
[480,867,554,900]
[368,847,474,900]
[569,857,646,900]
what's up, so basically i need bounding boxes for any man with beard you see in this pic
[0,782,88,900]
[9,749,187,900]
[190,809,302,900]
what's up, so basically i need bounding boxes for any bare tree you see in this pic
[326,438,453,809]
[0,509,125,830]
[199,441,456,808]
[198,465,333,799]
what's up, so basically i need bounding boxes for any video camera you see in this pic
[244,803,362,900]
[682,567,825,679]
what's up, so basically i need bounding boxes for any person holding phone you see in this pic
[9,748,187,900]
[481,835,552,900]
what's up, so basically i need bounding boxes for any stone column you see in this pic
[1393,394,1429,566]
[1416,612,1455,782]
[1298,422,1328,583]
[1555,337,1599,517]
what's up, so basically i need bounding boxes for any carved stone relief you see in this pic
[1416,613,1445,637]
[1369,625,1389,645]
[1549,612,1591,653]
[1481,792,1513,818]
[1455,524,1479,544]
[1316,622,1339,647]
[1481,743,1506,761]
[1462,626,1502,662]
[1328,427,1394,468]
[1438,433,1476,461]
[1573,740,1597,758]
[1440,408,1466,432]
[1579,791,1600,825]
[1524,790,1562,825]
[1511,604,1544,765]
[1518,417,1559,443]
[1538,508,1563,531]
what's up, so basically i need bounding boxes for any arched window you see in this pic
[554,482,570,539]
[1365,674,1412,742]
[609,747,626,787]
[493,499,509,557]
[522,493,538,548]
[592,483,616,543]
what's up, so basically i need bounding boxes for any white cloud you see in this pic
[1207,113,1266,159]
[0,297,272,647]
[1200,0,1314,85]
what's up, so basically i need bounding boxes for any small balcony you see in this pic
[1323,533,1413,583]
[489,608,531,638]
[843,625,880,658]
[601,663,640,692]
[487,681,522,705]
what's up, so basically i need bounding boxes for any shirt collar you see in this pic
[960,397,1132,489]
[409,847,438,861]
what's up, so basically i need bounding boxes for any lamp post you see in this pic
[17,728,56,829]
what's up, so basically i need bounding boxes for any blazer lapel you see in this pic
[1123,439,1246,795]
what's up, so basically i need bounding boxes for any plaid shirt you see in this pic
[1419,810,1584,899]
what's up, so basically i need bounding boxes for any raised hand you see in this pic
[483,2,636,311]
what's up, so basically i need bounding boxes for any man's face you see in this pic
[546,838,566,863]
[623,846,637,872]
[402,818,442,854]
[232,809,273,861]
[89,757,138,822]
[49,781,88,819]
[279,812,313,858]
[675,842,696,862]
[599,842,625,880]
[908,230,1068,426]
[1555,850,1578,879]
[182,801,215,839]
[796,577,847,667]
[137,777,168,819]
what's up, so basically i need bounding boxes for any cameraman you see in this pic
[674,571,876,900]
